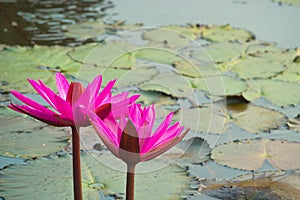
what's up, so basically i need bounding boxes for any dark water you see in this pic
[0,0,113,46]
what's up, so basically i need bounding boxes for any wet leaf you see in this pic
[0,152,190,200]
[70,41,136,69]
[242,79,300,106]
[192,42,247,64]
[174,106,226,134]
[159,137,211,165]
[227,104,287,133]
[275,63,300,84]
[165,24,201,40]
[232,56,286,79]
[189,75,248,96]
[0,45,80,92]
[139,72,194,98]
[135,48,184,65]
[200,24,255,43]
[65,19,107,41]
[212,138,300,170]
[288,115,300,132]
[202,171,300,200]
[0,116,69,158]
[135,90,178,106]
[114,66,159,88]
[142,28,191,50]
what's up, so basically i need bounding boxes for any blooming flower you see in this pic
[9,73,139,127]
[89,103,189,164]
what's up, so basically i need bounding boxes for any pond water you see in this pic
[1,0,300,200]
[106,0,300,48]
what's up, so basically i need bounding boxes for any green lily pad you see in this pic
[135,90,178,105]
[192,42,247,64]
[174,106,226,134]
[242,79,300,106]
[0,116,69,158]
[65,19,107,41]
[76,65,158,88]
[139,72,194,98]
[70,41,136,69]
[189,75,247,96]
[0,45,80,92]
[227,104,287,133]
[165,24,201,40]
[232,56,286,79]
[200,24,255,43]
[141,28,191,50]
[0,152,190,200]
[211,138,300,170]
[159,137,211,165]
[275,63,300,83]
[273,0,300,5]
[135,48,184,65]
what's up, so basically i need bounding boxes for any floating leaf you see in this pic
[70,41,136,69]
[142,28,191,50]
[189,75,248,96]
[242,79,300,106]
[0,152,190,200]
[201,171,300,200]
[232,56,286,79]
[165,24,201,40]
[114,66,159,88]
[135,90,178,106]
[139,72,194,98]
[200,24,255,43]
[159,137,211,165]
[0,116,69,158]
[192,42,246,64]
[173,59,221,78]
[275,63,300,84]
[227,104,287,133]
[174,106,226,134]
[212,138,300,170]
[0,45,80,92]
[288,115,300,132]
[65,19,107,41]
[76,65,158,88]
[135,48,184,65]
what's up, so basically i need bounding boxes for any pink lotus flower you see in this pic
[89,103,189,164]
[9,73,139,200]
[9,73,139,127]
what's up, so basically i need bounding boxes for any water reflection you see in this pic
[0,0,113,46]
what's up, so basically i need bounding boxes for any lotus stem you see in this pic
[71,126,82,200]
[126,163,136,200]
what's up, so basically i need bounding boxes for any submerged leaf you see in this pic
[0,116,69,158]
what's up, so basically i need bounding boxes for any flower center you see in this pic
[66,82,85,106]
